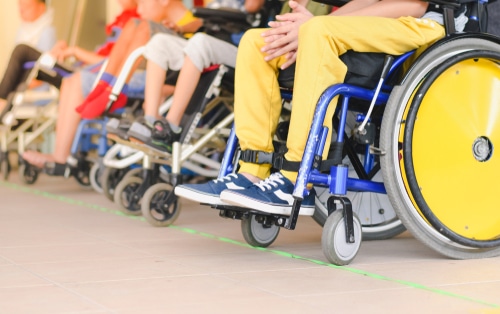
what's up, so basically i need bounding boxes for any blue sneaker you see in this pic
[220,172,315,216]
[174,173,254,205]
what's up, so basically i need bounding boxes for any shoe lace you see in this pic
[213,173,238,183]
[255,173,285,192]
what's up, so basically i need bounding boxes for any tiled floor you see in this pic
[1,171,499,313]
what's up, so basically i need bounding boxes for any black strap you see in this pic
[239,150,302,171]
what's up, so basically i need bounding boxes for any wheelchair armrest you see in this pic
[312,0,349,7]
[424,0,462,8]
[192,7,248,24]
[313,0,481,9]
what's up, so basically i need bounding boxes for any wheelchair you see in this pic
[198,0,500,265]
[110,62,235,226]
[68,48,148,194]
[106,3,285,225]
[0,53,72,184]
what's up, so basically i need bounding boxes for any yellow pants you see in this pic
[234,15,445,182]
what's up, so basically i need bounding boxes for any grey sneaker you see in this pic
[127,118,153,144]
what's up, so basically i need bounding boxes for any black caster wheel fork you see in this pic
[328,196,355,244]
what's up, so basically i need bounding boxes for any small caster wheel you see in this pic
[114,175,144,215]
[89,163,104,194]
[101,167,132,202]
[321,210,362,266]
[241,214,280,248]
[141,183,181,227]
[1,157,10,180]
[73,160,92,189]
[18,163,39,185]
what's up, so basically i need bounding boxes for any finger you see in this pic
[263,43,296,61]
[289,0,311,15]
[261,34,290,52]
[262,46,282,56]
[281,51,297,69]
[261,26,291,42]
[264,21,292,34]
[262,34,286,45]
[275,12,302,23]
[280,59,294,70]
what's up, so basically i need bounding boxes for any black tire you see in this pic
[314,164,405,240]
[18,163,38,185]
[1,157,10,180]
[380,36,500,259]
[101,167,141,202]
[315,187,405,241]
[89,163,103,194]
[321,210,362,266]
[141,183,181,227]
[241,214,280,248]
[73,160,92,189]
[113,176,144,216]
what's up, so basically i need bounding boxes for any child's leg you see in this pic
[233,29,286,180]
[22,72,84,167]
[165,56,200,126]
[53,72,84,163]
[166,33,238,127]
[142,59,168,119]
[0,44,41,99]
[0,44,42,113]
[140,32,189,120]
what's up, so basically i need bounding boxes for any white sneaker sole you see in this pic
[174,186,228,206]
[220,190,314,216]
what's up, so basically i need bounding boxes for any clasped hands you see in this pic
[260,0,313,69]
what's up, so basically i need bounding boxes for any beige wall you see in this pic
[0,0,120,75]
[0,1,22,75]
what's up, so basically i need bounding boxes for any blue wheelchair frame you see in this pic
[218,51,414,233]
[217,0,494,234]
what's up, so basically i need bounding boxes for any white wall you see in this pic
[0,0,120,75]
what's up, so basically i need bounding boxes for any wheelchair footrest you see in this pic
[213,204,294,229]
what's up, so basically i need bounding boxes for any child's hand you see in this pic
[163,20,182,34]
[260,0,312,68]
[50,40,68,59]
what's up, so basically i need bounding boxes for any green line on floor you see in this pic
[4,180,499,309]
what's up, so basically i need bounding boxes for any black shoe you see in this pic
[151,119,182,142]
[43,161,68,176]
[147,119,182,153]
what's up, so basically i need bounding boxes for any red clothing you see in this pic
[96,8,140,57]
[105,8,140,35]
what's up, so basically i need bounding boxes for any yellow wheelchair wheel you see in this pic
[380,36,500,259]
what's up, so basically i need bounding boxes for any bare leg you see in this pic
[166,56,201,126]
[143,60,168,118]
[22,72,84,167]
[53,72,84,163]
